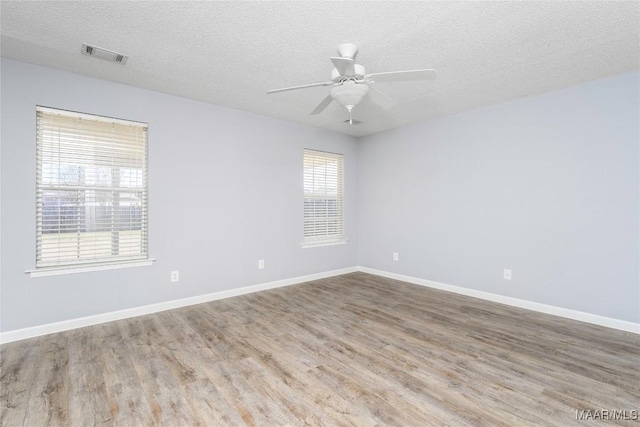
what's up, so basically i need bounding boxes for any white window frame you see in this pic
[302,149,346,248]
[29,106,152,276]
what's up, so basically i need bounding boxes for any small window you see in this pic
[36,106,148,268]
[303,149,345,246]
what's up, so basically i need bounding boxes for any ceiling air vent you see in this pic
[81,44,128,64]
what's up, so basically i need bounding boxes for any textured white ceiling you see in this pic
[1,1,638,137]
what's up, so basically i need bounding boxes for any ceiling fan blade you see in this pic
[366,69,436,83]
[331,57,355,76]
[367,86,398,110]
[267,81,333,94]
[310,95,334,115]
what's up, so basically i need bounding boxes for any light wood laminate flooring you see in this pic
[1,272,639,426]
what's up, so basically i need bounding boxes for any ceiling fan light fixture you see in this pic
[330,82,369,109]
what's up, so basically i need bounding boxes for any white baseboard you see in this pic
[358,266,640,334]
[4,265,636,343]
[0,266,358,344]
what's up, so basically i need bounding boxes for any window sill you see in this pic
[301,240,348,249]
[27,259,156,278]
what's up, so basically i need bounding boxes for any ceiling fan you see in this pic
[267,43,436,124]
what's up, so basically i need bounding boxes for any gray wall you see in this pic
[358,72,639,323]
[0,58,358,332]
[1,58,638,333]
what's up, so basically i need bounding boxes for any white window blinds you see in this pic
[36,106,148,268]
[303,149,344,245]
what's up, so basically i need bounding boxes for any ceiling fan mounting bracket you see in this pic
[337,43,358,59]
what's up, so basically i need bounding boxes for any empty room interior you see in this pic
[1,1,639,426]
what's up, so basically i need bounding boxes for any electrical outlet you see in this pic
[258,259,265,269]
[504,269,512,281]
[393,252,399,261]
[171,270,180,282]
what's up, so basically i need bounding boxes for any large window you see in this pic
[35,106,148,269]
[303,149,344,246]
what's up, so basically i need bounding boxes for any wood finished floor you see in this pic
[1,272,639,426]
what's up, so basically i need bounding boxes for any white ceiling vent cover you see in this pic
[81,44,128,64]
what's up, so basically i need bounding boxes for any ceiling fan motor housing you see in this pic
[331,64,366,82]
